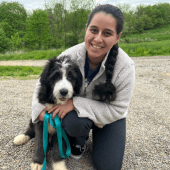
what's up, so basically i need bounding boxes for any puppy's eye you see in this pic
[67,72,73,80]
[49,71,60,80]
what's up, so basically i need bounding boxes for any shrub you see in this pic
[65,33,78,47]
[0,28,12,53]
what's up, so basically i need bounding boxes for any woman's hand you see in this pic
[38,107,48,121]
[48,99,75,119]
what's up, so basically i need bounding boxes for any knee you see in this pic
[62,110,93,137]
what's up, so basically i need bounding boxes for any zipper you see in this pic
[84,78,89,97]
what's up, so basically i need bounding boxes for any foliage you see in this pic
[0,28,11,53]
[11,32,22,51]
[119,2,170,36]
[24,9,51,50]
[44,0,94,47]
[0,1,27,38]
[0,1,170,54]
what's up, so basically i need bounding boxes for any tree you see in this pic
[0,1,27,38]
[0,28,11,53]
[65,0,95,46]
[24,9,51,50]
[44,0,95,47]
[44,0,67,48]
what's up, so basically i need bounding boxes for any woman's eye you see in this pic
[90,29,98,33]
[104,32,111,36]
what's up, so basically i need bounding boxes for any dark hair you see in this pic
[86,4,124,35]
[86,4,124,103]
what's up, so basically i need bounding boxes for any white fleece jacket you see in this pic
[32,42,135,127]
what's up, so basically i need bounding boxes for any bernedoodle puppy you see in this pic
[13,55,82,170]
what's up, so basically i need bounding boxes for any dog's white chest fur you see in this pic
[46,102,66,134]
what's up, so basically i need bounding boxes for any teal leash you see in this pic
[42,111,71,170]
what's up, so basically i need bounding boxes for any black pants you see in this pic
[62,110,126,170]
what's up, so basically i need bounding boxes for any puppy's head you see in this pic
[38,55,82,105]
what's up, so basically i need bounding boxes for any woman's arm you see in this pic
[31,79,46,123]
[73,64,135,127]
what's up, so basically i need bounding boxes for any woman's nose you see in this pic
[94,32,103,43]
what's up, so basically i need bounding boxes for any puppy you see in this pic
[14,56,82,170]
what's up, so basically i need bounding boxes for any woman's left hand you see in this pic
[48,99,75,119]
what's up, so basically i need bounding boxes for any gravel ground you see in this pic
[0,56,170,170]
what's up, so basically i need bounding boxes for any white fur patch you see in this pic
[53,69,73,100]
[53,160,68,170]
[31,162,43,170]
[13,134,30,145]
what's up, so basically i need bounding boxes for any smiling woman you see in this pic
[30,4,135,170]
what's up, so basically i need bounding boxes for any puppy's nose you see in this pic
[60,89,68,96]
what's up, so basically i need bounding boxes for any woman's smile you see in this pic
[91,44,103,49]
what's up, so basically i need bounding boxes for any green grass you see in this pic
[0,48,67,61]
[0,66,43,79]
[120,24,170,43]
[120,39,170,56]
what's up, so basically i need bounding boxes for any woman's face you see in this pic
[85,12,121,63]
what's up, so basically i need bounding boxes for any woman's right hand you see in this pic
[38,107,48,121]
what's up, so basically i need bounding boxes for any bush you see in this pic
[0,28,12,53]
[65,33,78,47]
[11,32,22,50]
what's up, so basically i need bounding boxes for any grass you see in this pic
[1,25,170,61]
[0,66,43,80]
[0,48,67,61]
[120,24,170,43]
[120,39,170,57]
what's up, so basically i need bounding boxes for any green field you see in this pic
[1,24,170,61]
[0,66,43,79]
[119,24,170,56]
[0,25,170,79]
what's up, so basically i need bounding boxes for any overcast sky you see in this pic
[1,0,170,12]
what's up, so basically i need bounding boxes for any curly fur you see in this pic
[13,55,82,170]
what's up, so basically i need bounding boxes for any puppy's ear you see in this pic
[73,66,83,95]
[40,57,57,84]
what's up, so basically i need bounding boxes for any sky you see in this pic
[1,0,170,12]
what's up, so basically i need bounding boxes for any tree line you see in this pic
[0,1,170,53]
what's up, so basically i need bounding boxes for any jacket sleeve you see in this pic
[73,63,135,127]
[31,79,46,123]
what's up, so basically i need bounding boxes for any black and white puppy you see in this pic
[13,56,82,170]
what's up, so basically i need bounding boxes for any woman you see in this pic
[32,4,135,170]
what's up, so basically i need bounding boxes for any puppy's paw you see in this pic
[13,134,30,145]
[53,160,68,170]
[31,162,43,170]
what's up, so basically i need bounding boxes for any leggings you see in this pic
[62,110,126,170]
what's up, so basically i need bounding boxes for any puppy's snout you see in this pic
[60,89,68,96]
